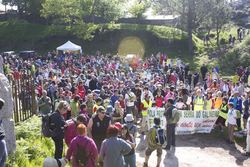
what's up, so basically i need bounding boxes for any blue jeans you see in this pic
[124,154,136,167]
[0,139,7,167]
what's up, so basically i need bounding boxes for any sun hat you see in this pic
[124,114,134,122]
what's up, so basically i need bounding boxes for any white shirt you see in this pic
[125,92,136,107]
[222,84,229,93]
[212,72,218,81]
[141,91,154,102]
[228,109,237,125]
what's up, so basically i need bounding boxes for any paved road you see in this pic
[135,134,250,167]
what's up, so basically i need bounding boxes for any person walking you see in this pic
[200,64,208,81]
[245,116,250,156]
[99,125,132,167]
[227,102,237,144]
[88,106,111,151]
[140,95,152,138]
[144,118,163,167]
[50,101,69,159]
[121,124,136,167]
[38,90,52,115]
[243,91,250,129]
[66,124,98,167]
[164,99,177,150]
[64,115,89,147]
[70,95,80,118]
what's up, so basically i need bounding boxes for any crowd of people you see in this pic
[1,51,250,166]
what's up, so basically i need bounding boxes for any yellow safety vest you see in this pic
[142,100,152,117]
[219,104,228,120]
[205,99,213,110]
[194,97,204,111]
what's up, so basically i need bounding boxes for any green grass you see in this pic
[6,116,73,167]
[0,19,69,52]
[6,116,56,167]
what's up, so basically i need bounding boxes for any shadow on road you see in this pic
[163,149,179,167]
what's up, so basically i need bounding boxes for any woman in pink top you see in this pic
[164,86,175,102]
[64,115,89,146]
[66,124,98,167]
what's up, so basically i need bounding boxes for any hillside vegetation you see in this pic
[219,36,250,74]
[0,20,203,58]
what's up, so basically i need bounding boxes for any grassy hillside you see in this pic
[0,20,203,58]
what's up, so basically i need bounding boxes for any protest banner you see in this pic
[147,107,219,135]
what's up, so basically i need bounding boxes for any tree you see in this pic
[210,1,231,46]
[41,0,126,39]
[152,0,230,56]
[10,0,43,17]
[41,0,98,40]
[198,0,231,46]
[128,0,150,18]
[91,0,124,21]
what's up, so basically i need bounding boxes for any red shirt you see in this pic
[119,99,126,109]
[77,85,86,99]
[169,74,177,84]
[13,71,20,80]
[155,96,164,107]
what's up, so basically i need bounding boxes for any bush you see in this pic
[6,116,55,167]
[220,38,227,45]
[219,36,250,74]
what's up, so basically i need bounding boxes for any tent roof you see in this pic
[56,41,82,52]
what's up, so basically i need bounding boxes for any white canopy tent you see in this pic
[56,41,82,53]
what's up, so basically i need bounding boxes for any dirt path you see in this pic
[135,134,250,167]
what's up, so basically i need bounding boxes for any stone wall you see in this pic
[0,55,3,74]
[0,72,16,154]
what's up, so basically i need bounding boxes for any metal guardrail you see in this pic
[8,71,36,123]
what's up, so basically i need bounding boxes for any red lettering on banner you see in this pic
[202,120,214,123]
[194,123,202,128]
[201,124,211,128]
[180,122,193,128]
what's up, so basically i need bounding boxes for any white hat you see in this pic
[43,157,67,167]
[124,114,134,122]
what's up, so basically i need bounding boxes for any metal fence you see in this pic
[8,71,36,123]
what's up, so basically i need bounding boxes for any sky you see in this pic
[0,0,17,12]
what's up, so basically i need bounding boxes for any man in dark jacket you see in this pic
[88,106,111,151]
[200,64,208,81]
[0,98,7,167]
[164,99,176,151]
[50,101,68,159]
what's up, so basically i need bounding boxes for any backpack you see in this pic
[154,126,167,145]
[41,113,55,138]
[75,142,89,166]
[172,109,180,124]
